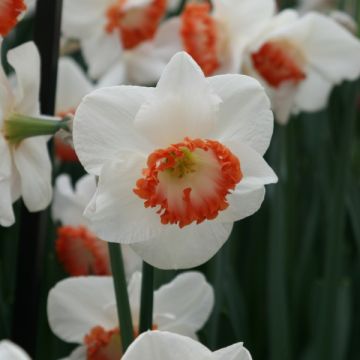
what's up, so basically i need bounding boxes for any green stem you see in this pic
[139,262,154,333]
[4,113,71,145]
[108,243,134,351]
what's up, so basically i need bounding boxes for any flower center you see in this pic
[56,226,111,276]
[85,324,158,359]
[181,2,225,76]
[134,138,242,228]
[0,0,27,36]
[251,40,306,88]
[105,0,166,50]
[85,326,122,360]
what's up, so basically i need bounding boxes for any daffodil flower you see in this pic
[0,0,27,36]
[54,57,94,162]
[62,0,175,80]
[73,52,277,269]
[0,340,30,360]
[0,42,52,227]
[122,331,252,360]
[47,271,214,359]
[52,174,141,277]
[242,11,360,124]
[150,0,276,77]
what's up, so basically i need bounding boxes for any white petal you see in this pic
[134,52,221,147]
[293,65,333,113]
[7,42,40,115]
[62,0,111,39]
[97,62,127,88]
[127,271,142,326]
[52,174,91,226]
[125,18,183,85]
[214,0,276,39]
[267,82,298,125]
[122,331,211,360]
[274,13,360,83]
[64,346,87,360]
[154,272,214,337]
[13,137,52,212]
[123,0,152,11]
[0,179,15,227]
[84,154,163,244]
[130,222,233,269]
[47,276,117,343]
[215,140,277,222]
[213,343,253,360]
[75,174,97,205]
[0,340,30,360]
[81,31,122,79]
[73,85,153,175]
[225,141,278,187]
[56,57,93,113]
[208,74,273,155]
[215,187,265,223]
[122,245,143,280]
[0,68,15,121]
[0,135,11,179]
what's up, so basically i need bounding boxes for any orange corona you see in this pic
[134,138,242,228]
[85,326,122,360]
[0,0,27,36]
[56,226,111,276]
[251,41,306,88]
[105,0,166,50]
[85,324,158,359]
[181,3,220,76]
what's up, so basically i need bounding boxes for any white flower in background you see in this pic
[328,11,357,35]
[56,57,94,117]
[62,0,175,81]
[298,0,357,34]
[0,0,27,36]
[243,11,360,124]
[122,331,252,360]
[54,57,94,162]
[48,271,214,359]
[0,41,52,227]
[0,340,30,360]
[73,52,277,269]
[298,0,334,12]
[150,0,276,77]
[52,173,141,277]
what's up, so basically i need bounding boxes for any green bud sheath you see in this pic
[3,113,71,145]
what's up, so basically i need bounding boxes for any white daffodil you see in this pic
[0,41,52,227]
[242,10,360,124]
[52,173,141,277]
[73,51,277,269]
[123,331,252,360]
[56,57,94,117]
[47,271,214,359]
[54,57,94,162]
[298,0,358,34]
[150,0,276,77]
[62,0,175,81]
[0,340,30,360]
[0,0,27,36]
